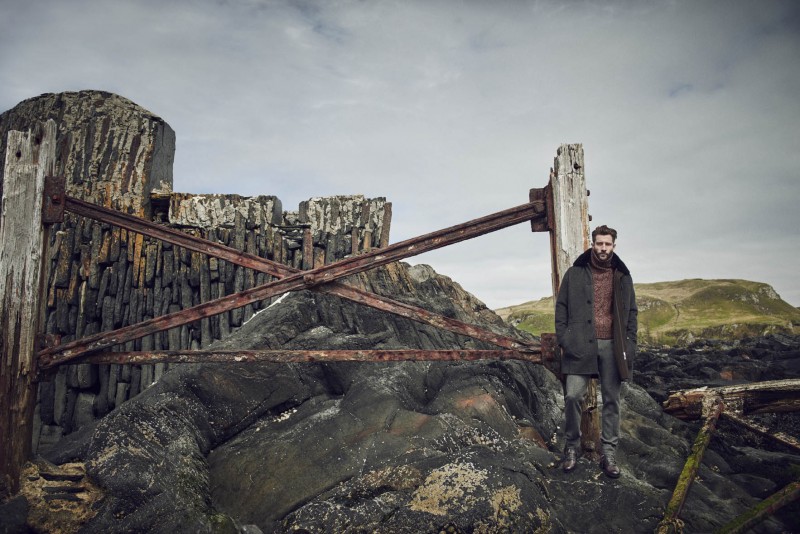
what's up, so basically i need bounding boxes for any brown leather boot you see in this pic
[600,453,621,478]
[562,447,578,473]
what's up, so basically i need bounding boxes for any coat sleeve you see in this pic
[555,269,571,344]
[626,278,638,344]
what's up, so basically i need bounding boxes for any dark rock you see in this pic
[0,495,30,534]
[38,263,800,533]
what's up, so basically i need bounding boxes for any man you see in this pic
[555,225,637,478]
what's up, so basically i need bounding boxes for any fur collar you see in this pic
[573,248,630,276]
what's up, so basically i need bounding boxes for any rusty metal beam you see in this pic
[64,196,294,278]
[42,175,66,224]
[40,199,546,369]
[73,349,542,365]
[301,200,546,287]
[316,284,537,352]
[64,195,535,353]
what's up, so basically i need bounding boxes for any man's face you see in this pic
[592,234,615,260]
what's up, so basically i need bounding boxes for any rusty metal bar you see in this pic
[315,283,537,352]
[716,480,800,534]
[656,400,725,534]
[302,199,546,287]
[72,348,542,365]
[64,196,294,278]
[65,195,537,352]
[42,175,66,224]
[40,199,546,369]
[63,196,541,355]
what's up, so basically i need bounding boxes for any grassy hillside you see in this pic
[495,279,800,346]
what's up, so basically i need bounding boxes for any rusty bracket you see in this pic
[529,184,553,233]
[42,175,66,224]
[539,332,561,379]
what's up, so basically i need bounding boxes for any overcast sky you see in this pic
[2,0,798,308]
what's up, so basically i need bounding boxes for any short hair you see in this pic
[592,225,617,243]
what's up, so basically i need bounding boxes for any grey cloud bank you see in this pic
[1,0,798,307]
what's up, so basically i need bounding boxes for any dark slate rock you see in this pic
[0,495,31,534]
[39,263,800,533]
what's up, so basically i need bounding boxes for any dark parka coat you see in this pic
[555,249,638,380]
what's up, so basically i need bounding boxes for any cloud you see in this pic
[1,0,798,308]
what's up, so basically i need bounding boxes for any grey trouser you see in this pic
[563,339,621,455]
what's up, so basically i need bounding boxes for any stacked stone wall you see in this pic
[34,192,389,452]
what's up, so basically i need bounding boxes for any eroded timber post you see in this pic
[545,143,600,455]
[0,120,57,498]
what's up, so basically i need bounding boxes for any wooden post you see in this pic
[379,202,392,248]
[0,120,57,498]
[542,144,600,455]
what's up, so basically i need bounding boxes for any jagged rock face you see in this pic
[31,264,800,533]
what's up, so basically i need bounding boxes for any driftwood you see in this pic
[659,379,800,533]
[0,121,57,497]
[662,378,800,420]
[656,400,724,534]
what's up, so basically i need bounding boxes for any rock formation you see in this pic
[5,263,795,533]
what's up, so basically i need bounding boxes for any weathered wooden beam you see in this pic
[656,400,724,534]
[535,144,599,454]
[544,144,591,298]
[721,411,800,454]
[0,120,57,498]
[663,379,800,420]
[39,200,546,368]
[379,202,392,248]
[716,480,800,534]
[73,349,541,365]
[300,199,546,287]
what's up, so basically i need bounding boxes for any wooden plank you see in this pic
[0,120,57,498]
[72,348,541,365]
[379,202,392,248]
[542,144,599,454]
[721,411,800,454]
[663,379,800,420]
[302,227,313,270]
[40,199,546,368]
[548,143,590,296]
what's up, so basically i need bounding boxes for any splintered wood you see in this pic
[663,379,800,420]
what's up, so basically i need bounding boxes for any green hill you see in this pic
[495,279,800,346]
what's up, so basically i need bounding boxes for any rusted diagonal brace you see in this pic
[656,399,724,534]
[65,197,294,278]
[39,199,546,368]
[63,197,535,354]
[72,349,543,365]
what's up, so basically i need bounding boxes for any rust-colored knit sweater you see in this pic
[590,250,614,340]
